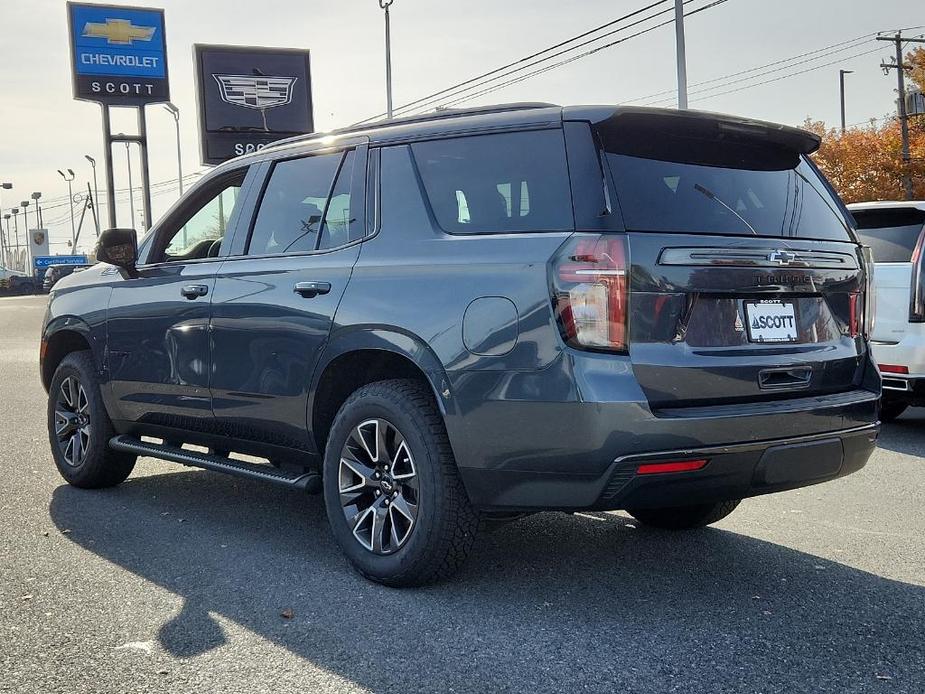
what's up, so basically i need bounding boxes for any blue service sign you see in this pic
[68,2,169,104]
[34,255,89,269]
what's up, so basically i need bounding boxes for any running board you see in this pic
[109,435,321,492]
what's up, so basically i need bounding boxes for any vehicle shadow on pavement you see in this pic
[875,408,925,457]
[50,470,924,693]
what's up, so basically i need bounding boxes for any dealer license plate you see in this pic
[744,300,798,343]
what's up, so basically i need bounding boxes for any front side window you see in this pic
[410,130,573,234]
[158,172,245,262]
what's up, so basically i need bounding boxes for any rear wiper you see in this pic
[693,183,759,236]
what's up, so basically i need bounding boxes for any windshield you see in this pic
[851,208,925,263]
[605,153,852,240]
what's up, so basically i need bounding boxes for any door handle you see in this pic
[180,284,209,299]
[293,281,332,298]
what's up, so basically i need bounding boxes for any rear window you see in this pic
[410,130,574,234]
[600,125,853,241]
[852,208,925,263]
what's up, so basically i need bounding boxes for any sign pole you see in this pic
[101,103,117,229]
[137,106,153,230]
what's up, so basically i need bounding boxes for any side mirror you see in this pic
[96,228,138,274]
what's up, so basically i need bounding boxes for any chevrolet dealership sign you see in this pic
[68,2,169,104]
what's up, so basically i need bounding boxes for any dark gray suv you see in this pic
[41,103,880,585]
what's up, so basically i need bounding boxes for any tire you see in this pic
[47,351,136,488]
[627,499,741,530]
[322,379,479,587]
[880,399,908,422]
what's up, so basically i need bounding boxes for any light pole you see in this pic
[379,0,394,118]
[1,214,9,269]
[20,200,30,233]
[11,207,20,268]
[163,103,183,196]
[839,69,853,133]
[0,182,11,267]
[84,155,100,236]
[57,168,77,250]
[31,192,42,229]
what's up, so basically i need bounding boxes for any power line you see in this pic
[428,0,730,113]
[624,32,877,104]
[354,0,675,125]
[648,33,925,108]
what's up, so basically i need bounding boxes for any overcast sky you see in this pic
[0,0,921,253]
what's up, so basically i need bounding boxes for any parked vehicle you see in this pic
[848,201,925,420]
[0,266,36,295]
[41,104,880,585]
[43,263,92,293]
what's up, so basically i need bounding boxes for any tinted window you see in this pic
[160,172,244,262]
[318,150,357,250]
[411,130,573,234]
[248,152,342,255]
[852,208,925,262]
[606,152,852,240]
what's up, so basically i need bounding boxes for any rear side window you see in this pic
[248,151,356,255]
[852,208,925,262]
[600,124,853,241]
[410,130,574,234]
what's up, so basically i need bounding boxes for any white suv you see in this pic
[849,201,925,420]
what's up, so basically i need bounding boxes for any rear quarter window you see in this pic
[410,129,574,234]
[852,208,925,263]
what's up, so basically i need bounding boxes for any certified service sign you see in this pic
[68,2,169,104]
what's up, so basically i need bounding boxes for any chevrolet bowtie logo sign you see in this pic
[82,18,155,45]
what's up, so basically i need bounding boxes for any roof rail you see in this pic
[264,102,560,150]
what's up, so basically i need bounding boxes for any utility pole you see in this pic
[674,0,688,109]
[379,0,395,118]
[879,32,925,200]
[839,69,853,133]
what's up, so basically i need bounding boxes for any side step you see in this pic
[110,435,321,492]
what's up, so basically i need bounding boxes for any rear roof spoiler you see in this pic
[564,105,821,155]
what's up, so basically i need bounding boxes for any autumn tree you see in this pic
[905,46,925,92]
[804,117,924,203]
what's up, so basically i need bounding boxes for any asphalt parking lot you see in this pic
[1,294,923,693]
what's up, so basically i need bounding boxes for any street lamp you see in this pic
[31,192,42,229]
[162,102,183,196]
[379,0,395,119]
[57,168,77,250]
[84,155,100,236]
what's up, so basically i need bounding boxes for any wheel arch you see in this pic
[41,317,97,392]
[308,328,454,455]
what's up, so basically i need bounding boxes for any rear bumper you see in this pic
[459,422,878,511]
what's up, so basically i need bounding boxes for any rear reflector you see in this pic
[879,364,909,374]
[636,459,708,475]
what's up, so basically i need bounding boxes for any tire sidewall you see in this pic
[323,388,446,581]
[47,352,117,486]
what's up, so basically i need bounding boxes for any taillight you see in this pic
[551,234,629,352]
[909,226,925,322]
[879,364,909,374]
[637,459,708,475]
[860,245,875,337]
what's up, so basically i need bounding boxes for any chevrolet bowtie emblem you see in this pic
[82,18,155,45]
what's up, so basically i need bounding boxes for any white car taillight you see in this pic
[861,245,875,338]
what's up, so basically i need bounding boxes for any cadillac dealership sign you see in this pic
[195,45,314,165]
